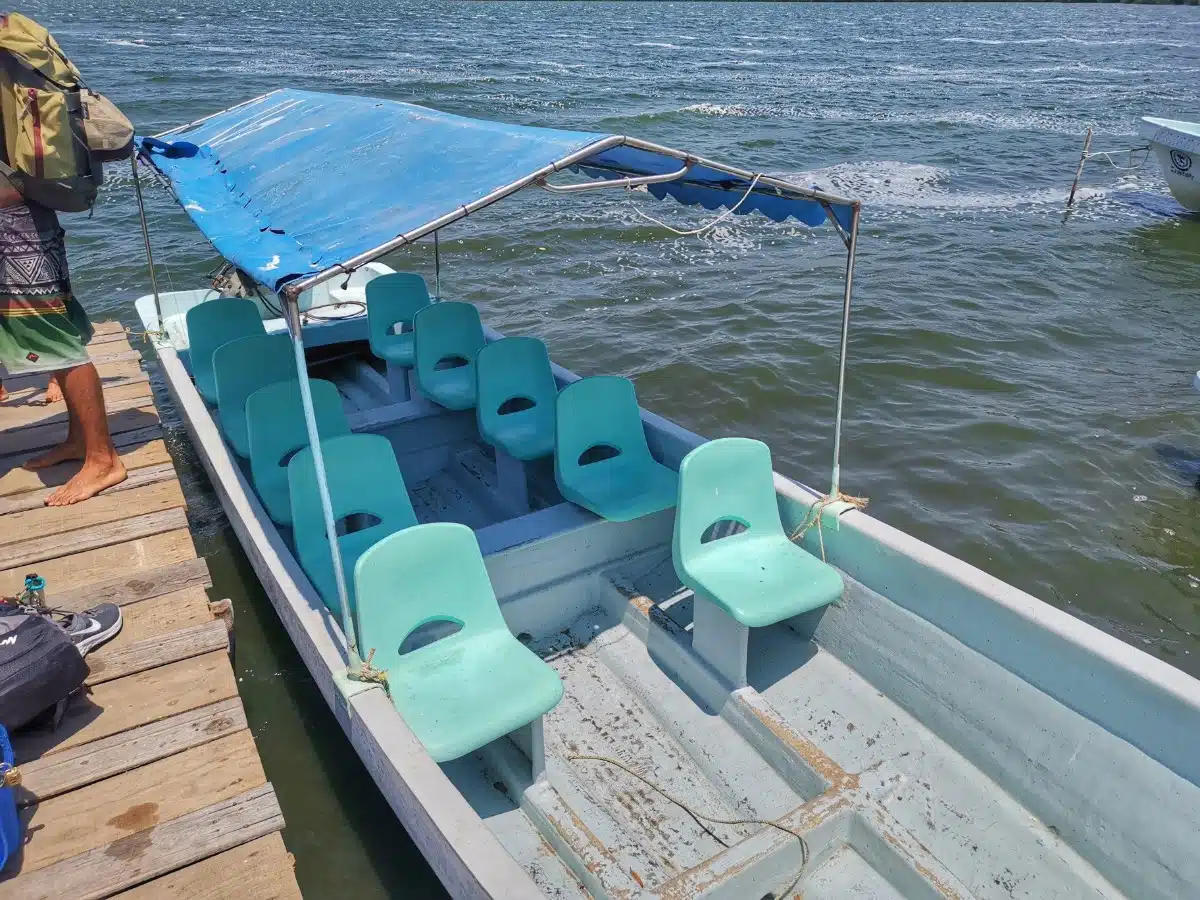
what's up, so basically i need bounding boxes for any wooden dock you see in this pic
[0,323,301,899]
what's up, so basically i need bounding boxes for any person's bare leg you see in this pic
[40,364,126,505]
[0,378,7,403]
[24,373,84,469]
[42,373,63,404]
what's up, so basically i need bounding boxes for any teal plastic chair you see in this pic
[554,376,677,522]
[213,333,296,459]
[476,337,557,461]
[185,297,265,404]
[246,379,351,526]
[413,302,486,410]
[674,437,843,628]
[355,522,564,763]
[289,433,418,618]
[366,273,431,369]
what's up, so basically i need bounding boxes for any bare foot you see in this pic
[0,385,7,403]
[44,457,127,506]
[42,379,63,404]
[23,440,85,470]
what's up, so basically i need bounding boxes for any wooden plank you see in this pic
[0,784,284,900]
[0,462,176,516]
[16,699,246,804]
[0,527,196,596]
[91,321,127,337]
[0,507,188,572]
[12,650,238,762]
[0,403,159,457]
[0,479,185,548]
[87,620,228,685]
[16,729,267,873]
[2,358,143,392]
[87,328,132,346]
[86,348,142,366]
[48,559,211,611]
[0,390,154,433]
[72,586,212,645]
[112,833,300,900]
[0,437,169,497]
[0,370,150,409]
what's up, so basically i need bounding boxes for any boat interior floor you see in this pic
[229,344,1176,900]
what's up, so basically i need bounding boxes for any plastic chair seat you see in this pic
[290,434,418,618]
[213,333,296,459]
[559,456,677,522]
[354,522,564,764]
[487,414,555,461]
[477,337,558,461]
[185,297,266,404]
[413,302,485,411]
[247,379,350,526]
[390,629,563,762]
[684,532,844,628]
[555,376,678,522]
[420,365,476,410]
[367,273,430,369]
[376,333,415,368]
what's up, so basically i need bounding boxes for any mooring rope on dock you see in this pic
[789,491,868,563]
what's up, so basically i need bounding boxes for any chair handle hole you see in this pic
[399,617,465,655]
[578,443,621,466]
[433,355,470,371]
[701,517,749,543]
[335,511,382,536]
[497,396,536,416]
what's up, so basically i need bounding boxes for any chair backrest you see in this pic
[366,273,430,345]
[288,433,417,549]
[246,378,350,525]
[555,376,653,476]
[212,333,297,458]
[673,437,786,573]
[476,336,557,437]
[413,302,485,383]
[354,522,508,673]
[184,297,265,399]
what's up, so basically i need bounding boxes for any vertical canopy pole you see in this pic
[283,297,358,663]
[130,154,164,333]
[434,230,441,300]
[829,204,861,498]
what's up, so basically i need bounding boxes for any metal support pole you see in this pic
[434,230,441,300]
[130,154,164,333]
[284,297,358,663]
[829,203,861,498]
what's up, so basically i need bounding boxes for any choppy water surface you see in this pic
[23,1,1200,895]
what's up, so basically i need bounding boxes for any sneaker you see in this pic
[59,603,123,656]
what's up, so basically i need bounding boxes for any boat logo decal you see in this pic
[1170,150,1192,174]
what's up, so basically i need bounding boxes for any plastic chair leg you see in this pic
[511,716,549,783]
[495,449,530,516]
[692,597,750,689]
[386,362,412,401]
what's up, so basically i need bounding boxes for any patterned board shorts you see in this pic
[0,201,93,378]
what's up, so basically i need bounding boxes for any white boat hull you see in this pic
[1139,116,1200,211]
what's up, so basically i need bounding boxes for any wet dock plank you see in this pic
[0,325,300,898]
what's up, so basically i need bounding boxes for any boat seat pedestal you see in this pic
[692,597,752,689]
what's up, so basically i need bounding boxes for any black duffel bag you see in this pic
[0,608,88,731]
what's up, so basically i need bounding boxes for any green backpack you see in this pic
[0,13,134,212]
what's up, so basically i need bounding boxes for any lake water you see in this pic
[20,1,1200,895]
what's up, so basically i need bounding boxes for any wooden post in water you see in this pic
[1064,127,1094,219]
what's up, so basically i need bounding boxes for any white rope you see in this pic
[628,173,763,236]
[1086,148,1151,173]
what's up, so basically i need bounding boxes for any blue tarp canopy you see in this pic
[140,89,855,293]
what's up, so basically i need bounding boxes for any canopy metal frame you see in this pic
[135,119,863,675]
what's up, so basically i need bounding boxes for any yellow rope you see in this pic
[789,491,868,562]
[568,753,809,896]
[348,647,389,692]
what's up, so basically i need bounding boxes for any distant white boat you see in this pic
[1139,116,1200,211]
